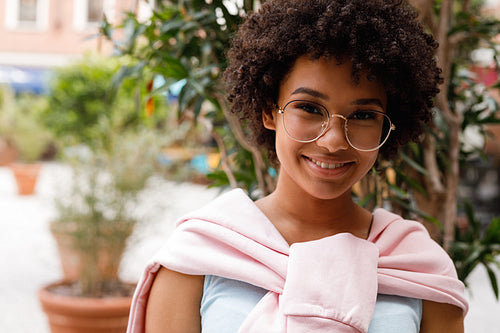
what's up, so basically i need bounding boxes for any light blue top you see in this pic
[200,275,422,333]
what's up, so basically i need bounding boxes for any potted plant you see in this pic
[36,54,169,332]
[0,88,52,194]
[39,131,162,333]
[0,137,17,166]
[0,88,18,166]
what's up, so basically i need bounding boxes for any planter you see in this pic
[50,222,83,281]
[50,222,133,282]
[0,139,17,166]
[39,280,133,333]
[9,162,41,195]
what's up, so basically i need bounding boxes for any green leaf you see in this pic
[358,192,376,208]
[386,183,410,199]
[483,217,500,244]
[486,264,500,300]
[206,96,222,113]
[154,56,189,80]
[193,96,204,119]
[160,18,186,34]
[110,61,147,101]
[387,196,441,226]
[463,201,481,237]
[394,169,427,195]
[177,82,198,115]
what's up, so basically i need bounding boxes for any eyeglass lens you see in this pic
[282,100,392,151]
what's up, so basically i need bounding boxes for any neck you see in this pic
[256,175,372,244]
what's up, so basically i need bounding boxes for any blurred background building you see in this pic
[0,0,155,93]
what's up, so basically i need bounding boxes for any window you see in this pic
[87,0,104,23]
[4,0,49,30]
[74,0,113,31]
[19,0,38,23]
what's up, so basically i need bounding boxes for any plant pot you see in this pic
[50,222,82,281]
[49,221,134,282]
[0,139,17,166]
[8,162,41,195]
[39,280,133,333]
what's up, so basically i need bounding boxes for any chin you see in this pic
[300,182,354,202]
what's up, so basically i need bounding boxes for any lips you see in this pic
[309,157,348,170]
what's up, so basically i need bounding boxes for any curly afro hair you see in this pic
[223,0,442,162]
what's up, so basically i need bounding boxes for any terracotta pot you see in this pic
[50,222,133,282]
[49,223,82,281]
[39,281,133,333]
[8,163,41,195]
[0,139,17,166]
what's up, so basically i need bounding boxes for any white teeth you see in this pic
[310,158,346,169]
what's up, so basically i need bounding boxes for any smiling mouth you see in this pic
[309,157,347,170]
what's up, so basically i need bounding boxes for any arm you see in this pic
[420,300,464,333]
[145,266,205,333]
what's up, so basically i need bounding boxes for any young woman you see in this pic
[127,1,468,332]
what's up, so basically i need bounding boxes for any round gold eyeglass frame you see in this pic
[277,100,396,152]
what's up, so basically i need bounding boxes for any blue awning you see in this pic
[0,65,52,94]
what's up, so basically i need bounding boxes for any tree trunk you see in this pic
[406,0,462,250]
[216,95,276,195]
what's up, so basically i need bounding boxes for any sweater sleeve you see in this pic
[238,233,380,333]
[126,262,162,333]
[371,209,468,314]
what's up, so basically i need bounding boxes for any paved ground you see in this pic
[1,163,499,332]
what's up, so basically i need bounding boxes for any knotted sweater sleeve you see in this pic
[239,233,380,333]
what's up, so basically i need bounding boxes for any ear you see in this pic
[262,110,277,130]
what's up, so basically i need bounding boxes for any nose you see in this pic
[315,115,349,151]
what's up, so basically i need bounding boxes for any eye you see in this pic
[292,101,324,115]
[348,110,380,121]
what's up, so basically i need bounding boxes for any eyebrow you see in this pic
[291,87,384,109]
[291,87,329,100]
[351,98,384,109]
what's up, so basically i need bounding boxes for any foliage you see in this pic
[42,52,171,296]
[43,53,167,153]
[52,130,165,296]
[101,2,227,119]
[101,0,275,194]
[450,202,500,299]
[356,0,500,290]
[359,67,500,218]
[0,87,53,163]
[207,139,260,193]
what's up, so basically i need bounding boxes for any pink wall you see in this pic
[0,0,136,66]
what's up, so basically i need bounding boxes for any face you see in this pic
[263,55,387,200]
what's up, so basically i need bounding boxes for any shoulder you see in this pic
[371,209,468,314]
[420,300,464,333]
[145,267,204,332]
[370,208,438,251]
[370,208,429,239]
[176,188,255,228]
[172,188,289,251]
[370,208,457,277]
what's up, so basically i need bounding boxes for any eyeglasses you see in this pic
[277,100,396,152]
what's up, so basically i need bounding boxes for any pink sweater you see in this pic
[127,189,468,333]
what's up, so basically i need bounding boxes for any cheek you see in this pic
[274,131,290,161]
[360,151,379,170]
[274,128,301,162]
